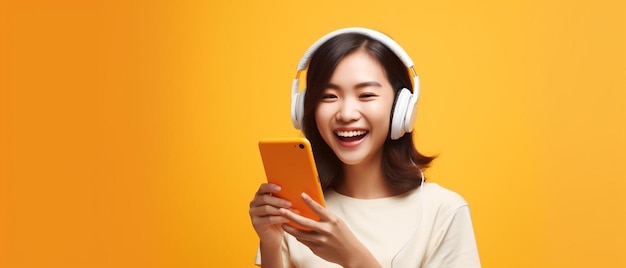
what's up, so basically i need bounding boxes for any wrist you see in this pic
[257,231,284,249]
[260,239,282,250]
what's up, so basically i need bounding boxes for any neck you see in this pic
[334,162,396,199]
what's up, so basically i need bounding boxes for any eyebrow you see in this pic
[325,81,383,90]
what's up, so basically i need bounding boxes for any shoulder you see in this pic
[422,182,467,202]
[420,182,470,217]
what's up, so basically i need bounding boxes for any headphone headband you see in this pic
[296,27,415,71]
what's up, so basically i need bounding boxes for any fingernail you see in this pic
[274,185,281,191]
[301,192,310,200]
[285,201,292,207]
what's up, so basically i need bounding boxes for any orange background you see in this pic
[1,0,625,267]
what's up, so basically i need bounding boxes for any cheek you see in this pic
[315,105,331,132]
[371,99,394,127]
[314,106,337,146]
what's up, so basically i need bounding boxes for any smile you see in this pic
[335,130,368,142]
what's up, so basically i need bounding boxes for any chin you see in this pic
[334,150,368,166]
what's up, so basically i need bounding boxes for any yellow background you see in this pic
[1,0,625,267]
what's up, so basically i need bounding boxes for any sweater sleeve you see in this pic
[425,205,481,268]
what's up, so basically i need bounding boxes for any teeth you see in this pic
[336,130,367,137]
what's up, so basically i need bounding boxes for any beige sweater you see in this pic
[256,182,481,268]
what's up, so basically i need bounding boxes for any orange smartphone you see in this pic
[258,138,326,229]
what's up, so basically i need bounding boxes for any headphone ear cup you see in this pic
[403,92,418,133]
[291,89,306,129]
[390,88,412,140]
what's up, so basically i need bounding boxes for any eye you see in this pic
[360,93,378,98]
[321,94,338,100]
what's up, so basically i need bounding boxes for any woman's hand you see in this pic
[280,193,382,268]
[249,183,292,247]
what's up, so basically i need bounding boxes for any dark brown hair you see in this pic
[301,33,436,193]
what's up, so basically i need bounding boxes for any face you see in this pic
[315,49,396,167]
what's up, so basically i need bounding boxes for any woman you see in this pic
[249,27,481,268]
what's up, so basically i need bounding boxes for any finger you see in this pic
[301,192,334,222]
[249,204,284,218]
[252,215,290,227]
[282,223,320,243]
[250,193,292,209]
[255,183,282,196]
[279,207,320,231]
[290,208,301,215]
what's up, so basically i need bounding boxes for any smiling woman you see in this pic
[248,27,481,268]
[301,32,433,194]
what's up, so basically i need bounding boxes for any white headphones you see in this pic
[290,27,421,140]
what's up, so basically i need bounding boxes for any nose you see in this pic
[336,97,361,122]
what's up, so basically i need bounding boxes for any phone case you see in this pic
[258,138,326,229]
